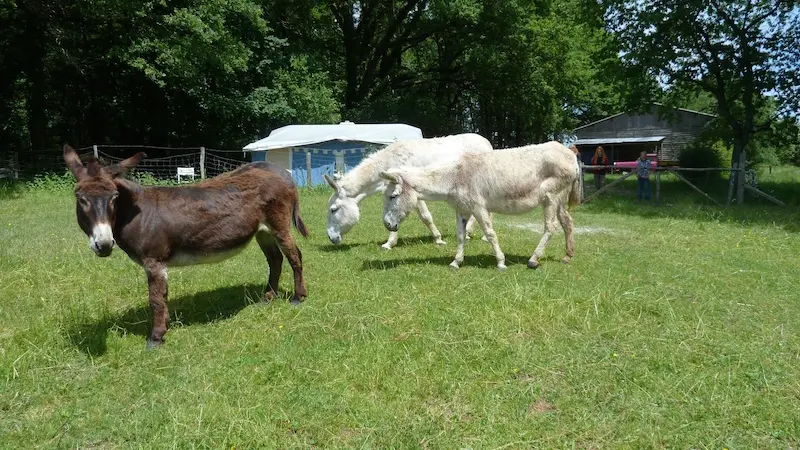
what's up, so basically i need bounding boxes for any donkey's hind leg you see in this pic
[256,231,283,301]
[556,200,575,264]
[416,200,446,246]
[528,198,558,269]
[473,209,506,271]
[271,226,307,305]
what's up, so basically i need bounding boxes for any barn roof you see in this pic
[243,121,423,152]
[571,136,666,146]
[573,104,716,132]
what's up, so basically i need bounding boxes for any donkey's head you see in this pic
[379,169,418,232]
[323,174,365,245]
[63,145,145,257]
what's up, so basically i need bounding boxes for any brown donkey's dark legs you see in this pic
[145,262,169,349]
[256,231,284,301]
[272,227,306,305]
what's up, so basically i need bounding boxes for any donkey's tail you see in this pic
[568,158,582,209]
[292,197,310,238]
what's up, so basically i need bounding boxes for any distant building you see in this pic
[570,104,716,165]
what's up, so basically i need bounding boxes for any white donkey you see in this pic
[380,141,581,270]
[324,133,493,249]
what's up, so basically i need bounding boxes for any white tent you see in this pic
[243,121,423,152]
[242,121,423,186]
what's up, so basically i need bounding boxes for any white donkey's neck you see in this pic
[403,166,451,202]
[337,157,390,201]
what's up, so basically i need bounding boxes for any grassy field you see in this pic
[1,173,800,448]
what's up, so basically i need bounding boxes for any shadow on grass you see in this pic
[66,283,282,356]
[318,234,450,252]
[582,177,800,232]
[361,253,541,271]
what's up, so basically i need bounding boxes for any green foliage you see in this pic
[25,172,75,193]
[678,144,724,180]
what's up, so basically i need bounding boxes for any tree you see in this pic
[604,0,800,204]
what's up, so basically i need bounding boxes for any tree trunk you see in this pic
[736,141,746,205]
[22,8,47,168]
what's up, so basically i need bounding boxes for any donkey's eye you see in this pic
[110,193,119,203]
[330,205,339,213]
[77,197,90,208]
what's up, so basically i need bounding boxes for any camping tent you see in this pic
[243,121,423,186]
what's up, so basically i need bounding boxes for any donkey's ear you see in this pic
[323,174,341,192]
[107,152,146,178]
[63,144,88,181]
[379,171,401,185]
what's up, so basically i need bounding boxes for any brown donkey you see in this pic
[63,145,309,348]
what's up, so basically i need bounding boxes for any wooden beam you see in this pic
[667,168,723,207]
[582,170,636,203]
[744,184,785,206]
[655,170,661,203]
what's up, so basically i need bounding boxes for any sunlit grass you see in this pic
[1,180,799,448]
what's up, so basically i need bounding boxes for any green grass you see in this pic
[1,177,800,448]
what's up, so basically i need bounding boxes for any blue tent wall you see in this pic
[251,140,378,186]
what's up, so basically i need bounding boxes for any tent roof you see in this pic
[243,121,423,152]
[571,136,666,146]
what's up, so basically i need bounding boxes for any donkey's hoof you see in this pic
[263,290,277,302]
[435,239,447,246]
[290,297,304,306]
[497,264,508,272]
[561,257,571,265]
[527,260,540,269]
[449,261,460,270]
[145,339,163,350]
[481,235,489,242]
[380,243,393,251]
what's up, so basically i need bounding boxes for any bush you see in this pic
[26,172,75,193]
[679,144,725,180]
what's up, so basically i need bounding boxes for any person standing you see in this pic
[591,146,609,191]
[636,151,652,201]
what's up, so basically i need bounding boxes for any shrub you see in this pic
[679,143,725,180]
[26,172,75,193]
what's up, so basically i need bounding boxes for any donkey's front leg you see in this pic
[450,213,469,270]
[145,262,169,349]
[416,200,446,246]
[380,231,399,250]
[474,210,506,271]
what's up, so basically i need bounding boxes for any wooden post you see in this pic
[199,146,206,179]
[668,168,723,207]
[736,149,746,205]
[582,170,635,203]
[92,145,99,158]
[744,184,785,206]
[655,170,661,203]
[306,151,312,189]
[726,163,737,206]
[578,162,585,202]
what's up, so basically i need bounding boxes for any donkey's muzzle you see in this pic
[384,220,398,232]
[92,240,115,257]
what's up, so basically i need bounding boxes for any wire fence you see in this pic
[0,144,373,188]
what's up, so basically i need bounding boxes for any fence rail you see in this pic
[578,163,783,206]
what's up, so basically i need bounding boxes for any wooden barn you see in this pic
[570,104,716,165]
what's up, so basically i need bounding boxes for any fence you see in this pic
[1,144,374,188]
[2,145,249,182]
[579,164,785,206]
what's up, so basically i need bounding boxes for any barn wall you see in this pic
[575,109,713,163]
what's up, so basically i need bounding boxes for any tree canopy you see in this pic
[604,0,800,201]
[0,0,626,165]
[1,0,797,178]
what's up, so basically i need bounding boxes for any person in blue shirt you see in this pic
[636,151,651,201]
